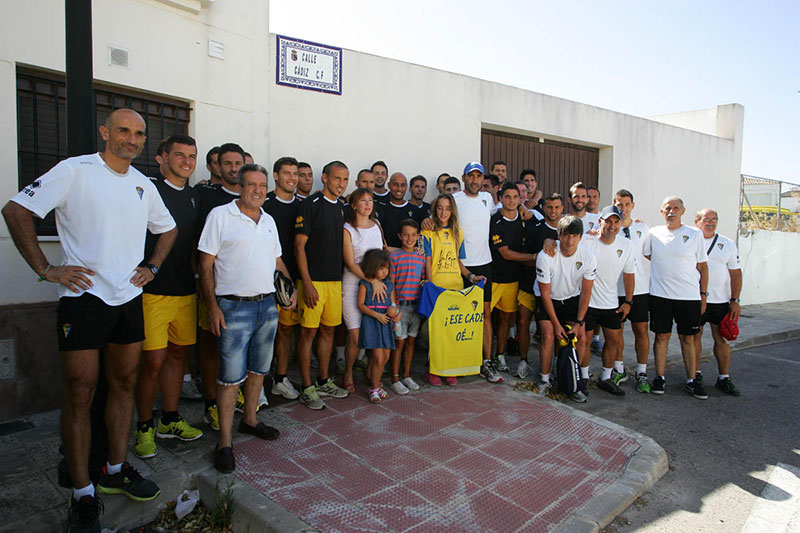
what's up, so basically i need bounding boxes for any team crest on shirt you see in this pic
[408,210,414,217]
[444,231,449,239]
[636,230,642,238]
[471,301,479,312]
[588,222,595,229]
[717,243,724,250]
[682,235,689,243]
[482,199,487,207]
[191,197,196,208]
[135,186,144,199]
[295,215,304,229]
[62,324,72,339]
[616,249,623,257]
[575,262,583,270]
[492,234,502,245]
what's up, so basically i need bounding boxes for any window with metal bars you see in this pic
[16,66,191,235]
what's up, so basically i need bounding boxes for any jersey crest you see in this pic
[136,186,144,199]
[616,249,623,257]
[682,235,689,243]
[717,243,724,250]
[636,230,642,238]
[575,261,583,270]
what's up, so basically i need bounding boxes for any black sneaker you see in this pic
[97,462,160,502]
[685,380,708,400]
[695,371,704,387]
[598,378,626,396]
[715,377,741,396]
[651,376,666,395]
[68,495,103,533]
[214,446,235,473]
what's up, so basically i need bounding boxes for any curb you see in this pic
[729,328,800,352]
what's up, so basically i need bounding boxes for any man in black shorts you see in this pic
[644,197,709,399]
[3,109,176,531]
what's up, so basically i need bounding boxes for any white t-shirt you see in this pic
[582,235,636,309]
[11,153,175,306]
[645,224,707,300]
[198,201,281,297]
[577,212,601,234]
[534,243,597,300]
[617,221,651,296]
[453,191,497,266]
[705,233,741,304]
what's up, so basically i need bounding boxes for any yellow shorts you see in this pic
[491,282,519,313]
[517,290,536,312]
[142,293,197,351]
[300,281,342,328]
[278,279,303,326]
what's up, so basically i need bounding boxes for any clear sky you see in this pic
[270,0,799,184]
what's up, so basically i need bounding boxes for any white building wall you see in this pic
[739,230,800,305]
[0,1,744,305]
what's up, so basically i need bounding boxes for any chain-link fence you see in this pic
[740,174,800,233]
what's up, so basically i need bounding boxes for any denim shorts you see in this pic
[216,295,278,385]
[396,300,422,340]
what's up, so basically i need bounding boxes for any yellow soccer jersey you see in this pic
[421,227,466,290]
[418,282,484,376]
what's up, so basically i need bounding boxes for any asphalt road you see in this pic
[575,340,800,533]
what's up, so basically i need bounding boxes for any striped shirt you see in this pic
[390,249,426,302]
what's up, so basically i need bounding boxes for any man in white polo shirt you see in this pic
[644,196,709,399]
[534,215,597,402]
[198,164,295,473]
[693,208,742,396]
[581,206,636,397]
[2,109,176,531]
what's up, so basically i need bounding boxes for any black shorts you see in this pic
[701,302,730,326]
[619,294,649,323]
[57,293,145,351]
[585,307,622,331]
[649,296,701,336]
[535,296,579,327]
[465,263,492,303]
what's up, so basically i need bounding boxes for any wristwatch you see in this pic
[700,291,708,296]
[730,297,740,304]
[146,263,159,276]
[576,319,586,326]
[623,300,633,306]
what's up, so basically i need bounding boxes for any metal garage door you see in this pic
[481,129,598,201]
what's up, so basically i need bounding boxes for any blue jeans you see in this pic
[216,295,278,385]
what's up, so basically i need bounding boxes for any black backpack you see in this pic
[556,328,580,395]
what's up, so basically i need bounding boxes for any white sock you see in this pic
[637,364,647,375]
[541,372,551,383]
[183,373,192,383]
[614,361,624,373]
[601,367,613,380]
[580,366,590,379]
[719,374,730,380]
[686,378,693,384]
[73,483,95,501]
[696,369,702,375]
[335,346,345,361]
[593,334,600,342]
[509,326,517,337]
[106,461,123,475]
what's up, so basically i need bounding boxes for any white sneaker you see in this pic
[494,354,509,372]
[401,377,420,391]
[535,381,551,397]
[516,360,529,379]
[390,381,409,395]
[272,376,300,400]
[257,388,269,410]
[180,378,202,400]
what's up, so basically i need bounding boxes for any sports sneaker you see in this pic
[516,359,529,379]
[299,385,325,410]
[569,390,588,403]
[685,380,708,400]
[68,494,103,533]
[180,378,202,400]
[480,360,503,383]
[272,376,300,400]
[402,377,420,391]
[203,405,220,431]
[494,353,510,372]
[257,388,269,411]
[97,463,160,502]
[535,381,551,397]
[611,367,628,385]
[336,358,346,374]
[598,378,626,396]
[715,377,741,396]
[134,425,157,459]
[651,376,665,395]
[234,388,245,413]
[391,380,409,395]
[695,371,704,386]
[355,357,368,371]
[315,378,349,398]
[157,416,203,441]
[445,376,458,386]
[636,373,651,393]
[426,373,443,386]
[590,338,603,355]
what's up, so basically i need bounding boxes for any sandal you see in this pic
[340,379,355,393]
[377,386,388,399]
[368,388,382,403]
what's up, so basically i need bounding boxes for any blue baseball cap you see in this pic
[599,205,622,220]
[463,162,485,176]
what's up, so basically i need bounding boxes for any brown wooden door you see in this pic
[481,129,598,201]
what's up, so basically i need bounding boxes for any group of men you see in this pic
[1,108,743,532]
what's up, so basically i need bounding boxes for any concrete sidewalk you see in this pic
[0,300,796,532]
